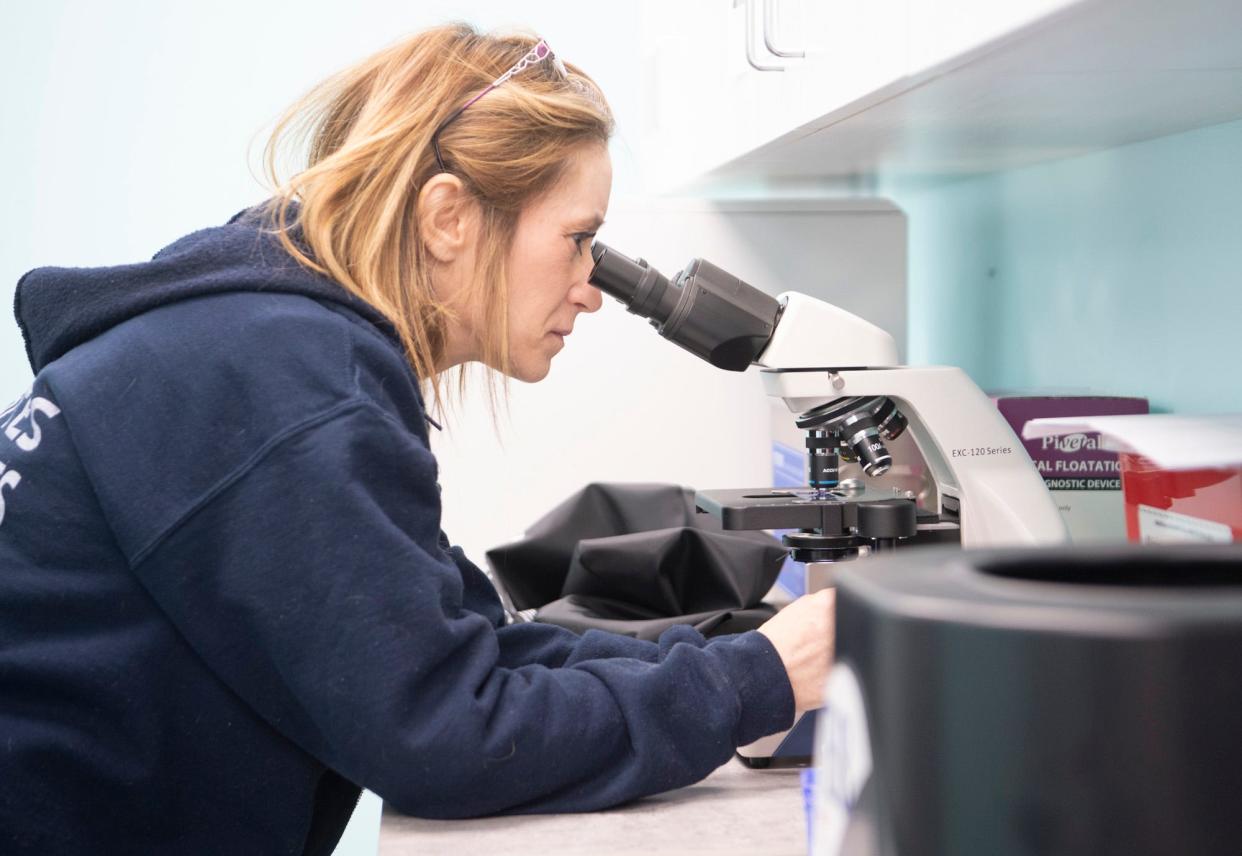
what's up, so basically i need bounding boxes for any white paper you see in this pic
[1137,505,1234,543]
[1021,414,1242,470]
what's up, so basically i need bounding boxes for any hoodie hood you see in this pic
[14,204,399,374]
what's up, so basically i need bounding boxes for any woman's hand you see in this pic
[757,588,835,713]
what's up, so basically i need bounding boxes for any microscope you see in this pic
[589,242,1069,763]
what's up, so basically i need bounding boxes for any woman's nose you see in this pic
[572,281,603,314]
[571,266,604,313]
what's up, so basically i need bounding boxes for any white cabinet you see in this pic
[907,0,1080,72]
[640,0,909,190]
[792,0,907,132]
[640,0,736,191]
[648,0,1242,191]
[640,0,1112,192]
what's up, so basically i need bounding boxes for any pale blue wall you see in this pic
[884,117,1242,413]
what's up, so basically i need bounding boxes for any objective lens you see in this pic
[796,396,904,478]
[848,427,893,477]
[873,396,908,441]
[806,429,840,492]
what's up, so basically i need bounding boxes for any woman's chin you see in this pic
[507,337,564,382]
[507,356,553,383]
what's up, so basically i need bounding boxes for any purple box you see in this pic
[992,394,1149,542]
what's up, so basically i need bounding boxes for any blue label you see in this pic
[772,442,804,488]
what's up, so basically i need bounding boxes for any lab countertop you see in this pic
[378,759,808,856]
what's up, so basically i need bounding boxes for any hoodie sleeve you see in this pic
[496,619,667,669]
[128,397,795,818]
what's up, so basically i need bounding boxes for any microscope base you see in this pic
[736,710,818,768]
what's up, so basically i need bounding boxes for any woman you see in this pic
[0,24,833,855]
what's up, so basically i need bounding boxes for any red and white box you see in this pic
[1023,414,1242,544]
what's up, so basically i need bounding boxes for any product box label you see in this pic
[992,394,1148,543]
[994,396,1149,491]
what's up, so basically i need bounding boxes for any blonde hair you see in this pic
[260,24,614,411]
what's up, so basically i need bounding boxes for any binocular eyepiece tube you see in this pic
[588,242,681,328]
[588,242,782,372]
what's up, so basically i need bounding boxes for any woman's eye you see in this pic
[571,232,596,255]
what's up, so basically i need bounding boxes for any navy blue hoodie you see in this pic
[0,206,794,855]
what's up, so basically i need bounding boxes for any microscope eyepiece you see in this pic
[588,242,681,327]
[588,241,781,372]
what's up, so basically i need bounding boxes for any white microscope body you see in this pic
[728,294,1069,764]
[757,293,1068,548]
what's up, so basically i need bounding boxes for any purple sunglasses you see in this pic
[431,38,569,173]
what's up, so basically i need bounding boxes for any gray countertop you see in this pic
[379,759,808,856]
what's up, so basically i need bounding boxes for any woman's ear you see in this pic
[418,173,478,263]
